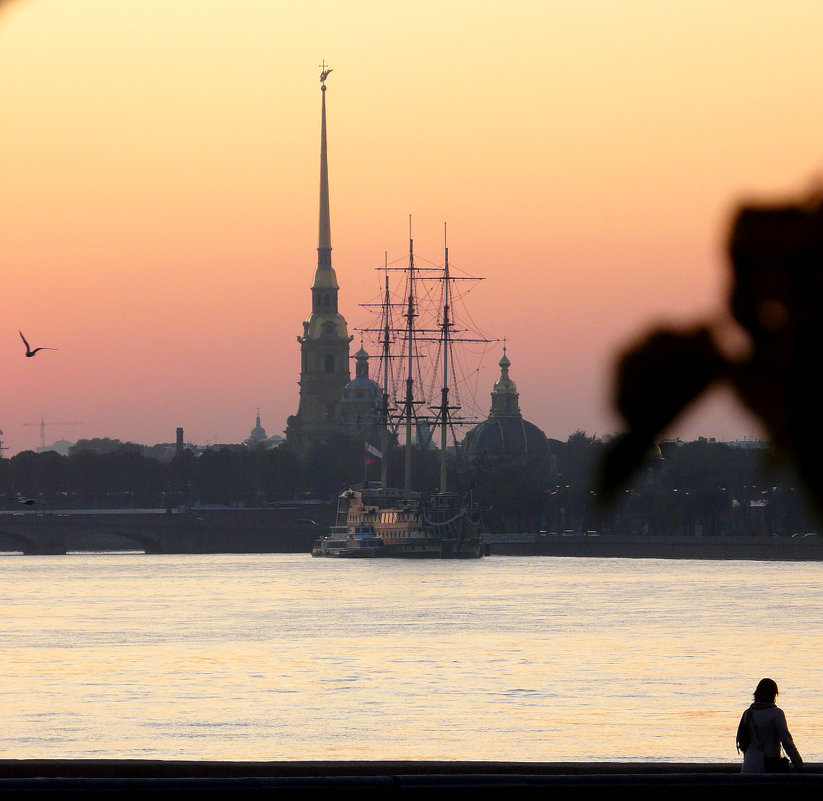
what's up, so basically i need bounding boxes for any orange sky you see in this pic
[3,0,823,456]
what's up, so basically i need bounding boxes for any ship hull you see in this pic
[381,540,485,559]
[311,548,383,558]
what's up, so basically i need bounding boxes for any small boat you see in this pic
[311,525,385,558]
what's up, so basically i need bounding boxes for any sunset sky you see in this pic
[3,0,823,456]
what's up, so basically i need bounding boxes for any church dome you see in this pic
[462,346,549,459]
[463,417,549,458]
[246,411,269,447]
[251,412,267,440]
[340,347,382,405]
[339,346,385,440]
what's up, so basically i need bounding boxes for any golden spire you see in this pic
[318,61,332,258]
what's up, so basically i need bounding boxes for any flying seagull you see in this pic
[19,330,57,357]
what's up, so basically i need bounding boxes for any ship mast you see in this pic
[357,224,492,495]
[403,219,417,497]
[380,252,391,487]
[439,224,451,492]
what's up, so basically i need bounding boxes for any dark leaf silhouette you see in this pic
[600,191,823,513]
[600,325,724,505]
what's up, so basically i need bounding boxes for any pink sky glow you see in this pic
[3,0,822,455]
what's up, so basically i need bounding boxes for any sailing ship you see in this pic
[318,225,490,559]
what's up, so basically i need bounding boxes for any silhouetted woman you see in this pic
[737,678,803,773]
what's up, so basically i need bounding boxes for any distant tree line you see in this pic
[474,432,819,538]
[1,441,293,510]
[0,432,818,536]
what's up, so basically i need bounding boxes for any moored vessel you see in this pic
[328,224,490,559]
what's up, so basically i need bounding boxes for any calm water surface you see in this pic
[1,553,822,762]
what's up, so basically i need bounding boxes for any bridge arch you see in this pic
[0,528,46,555]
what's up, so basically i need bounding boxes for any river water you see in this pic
[1,552,821,763]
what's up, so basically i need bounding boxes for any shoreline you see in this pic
[4,506,823,559]
[486,533,823,561]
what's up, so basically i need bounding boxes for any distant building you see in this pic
[36,439,73,457]
[660,436,769,450]
[244,411,284,449]
[247,411,267,445]
[462,346,549,460]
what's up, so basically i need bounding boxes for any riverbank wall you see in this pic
[486,532,823,560]
[1,760,821,792]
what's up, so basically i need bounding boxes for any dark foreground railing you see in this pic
[2,760,823,793]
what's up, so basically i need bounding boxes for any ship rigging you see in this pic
[311,222,493,559]
[357,220,496,493]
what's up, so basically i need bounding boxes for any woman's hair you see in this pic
[754,678,779,703]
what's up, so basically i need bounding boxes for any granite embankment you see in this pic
[486,532,823,561]
[1,760,822,792]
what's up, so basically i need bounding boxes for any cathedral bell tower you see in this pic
[287,65,353,449]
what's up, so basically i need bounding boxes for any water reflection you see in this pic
[0,553,821,762]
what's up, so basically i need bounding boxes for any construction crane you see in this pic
[23,416,84,449]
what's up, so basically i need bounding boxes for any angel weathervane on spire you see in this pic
[319,60,333,86]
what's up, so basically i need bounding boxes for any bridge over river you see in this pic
[0,505,332,555]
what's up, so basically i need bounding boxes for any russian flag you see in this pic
[365,443,382,465]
